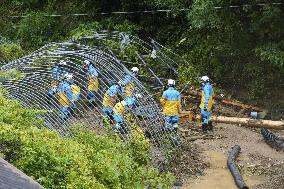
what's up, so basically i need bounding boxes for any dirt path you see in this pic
[182,124,284,189]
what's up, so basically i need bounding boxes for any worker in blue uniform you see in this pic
[122,67,139,97]
[102,83,121,120]
[112,94,141,134]
[70,81,81,112]
[57,73,73,119]
[199,76,214,134]
[48,60,67,98]
[83,60,99,105]
[160,79,181,132]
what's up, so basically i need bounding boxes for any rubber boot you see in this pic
[208,121,213,131]
[202,123,208,134]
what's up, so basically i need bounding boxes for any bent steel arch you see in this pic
[0,32,184,151]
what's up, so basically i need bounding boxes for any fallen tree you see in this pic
[212,116,284,130]
[180,111,284,130]
[183,90,265,112]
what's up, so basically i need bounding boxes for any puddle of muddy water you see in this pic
[182,151,265,189]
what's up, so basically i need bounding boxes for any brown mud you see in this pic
[179,124,284,189]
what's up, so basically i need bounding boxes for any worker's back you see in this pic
[160,87,181,116]
[113,97,136,115]
[58,82,72,107]
[71,84,80,102]
[103,85,120,108]
[113,100,127,115]
[200,82,214,111]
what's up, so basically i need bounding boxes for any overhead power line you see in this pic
[8,2,283,18]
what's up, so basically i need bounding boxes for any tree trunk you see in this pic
[211,116,284,130]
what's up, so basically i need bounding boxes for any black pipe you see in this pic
[227,145,249,189]
[261,128,284,151]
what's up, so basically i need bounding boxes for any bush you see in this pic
[70,22,102,38]
[16,12,62,50]
[0,43,24,62]
[0,90,175,189]
[0,69,23,81]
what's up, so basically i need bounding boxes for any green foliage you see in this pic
[111,20,140,34]
[178,65,199,86]
[0,91,175,188]
[0,89,43,128]
[70,19,139,39]
[16,12,62,50]
[0,125,105,189]
[70,22,101,38]
[0,69,24,81]
[0,43,24,62]
[244,63,266,100]
[126,126,151,166]
[255,43,284,68]
[188,0,222,29]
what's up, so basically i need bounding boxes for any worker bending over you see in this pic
[102,83,121,120]
[122,67,139,97]
[160,79,181,132]
[112,94,141,134]
[48,60,67,97]
[57,73,73,119]
[199,76,214,134]
[71,81,81,112]
[83,60,99,105]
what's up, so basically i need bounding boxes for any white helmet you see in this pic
[84,60,90,65]
[58,60,67,66]
[118,80,125,87]
[65,73,73,81]
[134,93,143,99]
[131,67,139,74]
[201,76,210,82]
[167,79,175,86]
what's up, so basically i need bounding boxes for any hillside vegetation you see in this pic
[0,88,174,188]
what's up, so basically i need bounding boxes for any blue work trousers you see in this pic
[87,91,98,103]
[201,109,212,124]
[103,107,114,120]
[165,115,179,129]
[60,107,71,119]
[113,114,124,129]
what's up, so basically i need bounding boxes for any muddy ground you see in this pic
[177,124,284,189]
